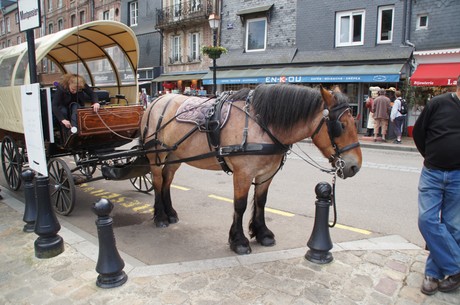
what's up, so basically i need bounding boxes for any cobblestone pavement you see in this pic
[1,190,459,305]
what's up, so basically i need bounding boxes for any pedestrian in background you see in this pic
[371,89,391,142]
[413,75,460,296]
[390,90,406,144]
[365,87,379,137]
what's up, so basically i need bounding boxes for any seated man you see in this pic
[52,74,100,134]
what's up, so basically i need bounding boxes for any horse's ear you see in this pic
[320,85,334,108]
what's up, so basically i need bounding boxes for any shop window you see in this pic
[246,17,267,52]
[336,10,365,47]
[378,6,393,44]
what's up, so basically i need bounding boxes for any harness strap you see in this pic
[337,142,360,154]
[145,143,289,168]
[311,117,326,140]
[213,92,251,173]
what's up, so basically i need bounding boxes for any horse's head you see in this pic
[311,86,362,179]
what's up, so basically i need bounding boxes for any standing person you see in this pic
[52,74,100,132]
[390,90,406,144]
[365,87,380,137]
[371,89,391,142]
[413,75,460,295]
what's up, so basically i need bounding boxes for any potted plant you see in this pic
[201,45,228,59]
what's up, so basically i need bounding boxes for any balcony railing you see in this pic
[156,0,214,29]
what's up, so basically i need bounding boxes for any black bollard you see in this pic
[92,198,128,288]
[34,175,64,258]
[22,169,37,232]
[305,182,333,264]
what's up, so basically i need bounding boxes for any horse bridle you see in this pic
[310,103,361,171]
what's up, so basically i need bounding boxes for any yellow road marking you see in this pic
[172,184,191,191]
[265,207,295,217]
[133,205,152,212]
[78,185,371,235]
[209,194,233,203]
[209,194,295,217]
[332,223,372,235]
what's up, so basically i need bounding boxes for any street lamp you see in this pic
[208,13,220,96]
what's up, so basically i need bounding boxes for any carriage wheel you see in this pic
[74,152,97,178]
[1,135,23,191]
[130,173,154,193]
[48,158,76,216]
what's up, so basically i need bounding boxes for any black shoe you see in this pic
[439,273,460,293]
[393,140,402,144]
[421,276,439,295]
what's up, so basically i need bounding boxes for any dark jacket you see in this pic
[52,83,98,122]
[413,92,460,170]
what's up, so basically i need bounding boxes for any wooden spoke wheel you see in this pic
[130,173,154,193]
[1,135,22,191]
[48,158,76,216]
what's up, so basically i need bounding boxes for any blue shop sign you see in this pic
[202,74,400,85]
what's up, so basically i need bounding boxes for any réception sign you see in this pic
[18,0,41,32]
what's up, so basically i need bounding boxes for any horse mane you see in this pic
[251,84,324,131]
[229,88,251,101]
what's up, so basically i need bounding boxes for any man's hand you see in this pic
[92,102,100,112]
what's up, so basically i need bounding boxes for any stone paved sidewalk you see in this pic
[1,196,459,305]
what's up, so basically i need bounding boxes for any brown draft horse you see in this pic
[140,84,362,255]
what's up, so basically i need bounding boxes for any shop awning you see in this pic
[153,73,207,82]
[202,64,404,85]
[410,63,460,86]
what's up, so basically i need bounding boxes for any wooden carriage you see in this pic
[0,21,152,216]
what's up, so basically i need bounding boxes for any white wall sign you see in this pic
[21,83,48,176]
[18,0,41,32]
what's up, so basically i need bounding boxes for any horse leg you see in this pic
[150,163,170,228]
[249,179,276,247]
[161,163,181,224]
[229,174,252,255]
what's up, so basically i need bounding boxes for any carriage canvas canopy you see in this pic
[0,20,139,134]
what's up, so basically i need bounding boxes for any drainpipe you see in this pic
[404,0,415,49]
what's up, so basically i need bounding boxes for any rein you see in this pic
[300,102,360,228]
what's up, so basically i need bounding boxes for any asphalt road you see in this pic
[1,142,424,265]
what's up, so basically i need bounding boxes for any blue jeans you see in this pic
[418,166,460,279]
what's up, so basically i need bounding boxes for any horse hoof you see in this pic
[155,221,169,228]
[259,236,276,247]
[231,244,252,255]
[168,216,179,224]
